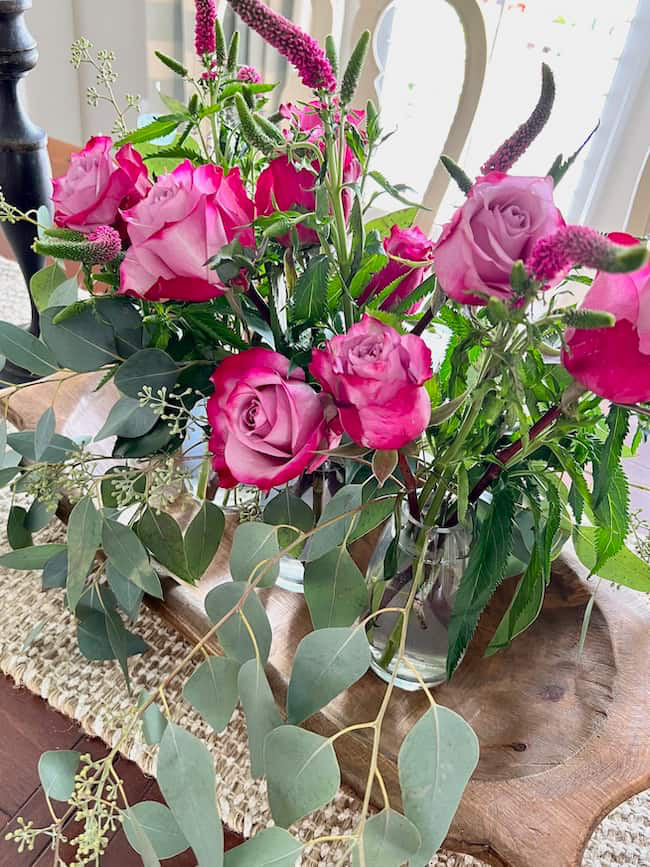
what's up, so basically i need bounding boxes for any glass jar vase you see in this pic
[366,508,472,691]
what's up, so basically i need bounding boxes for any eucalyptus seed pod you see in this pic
[341,30,370,105]
[155,50,188,79]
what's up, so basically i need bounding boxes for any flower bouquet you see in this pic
[1,0,649,863]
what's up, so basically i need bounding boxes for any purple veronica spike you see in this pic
[227,0,336,92]
[528,225,639,283]
[195,0,217,57]
[481,64,555,175]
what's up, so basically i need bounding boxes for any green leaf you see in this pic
[353,810,421,867]
[38,750,81,801]
[101,467,147,508]
[27,495,55,529]
[121,807,161,867]
[31,264,76,312]
[292,255,330,322]
[229,522,280,588]
[0,466,20,489]
[95,397,158,441]
[593,465,629,570]
[287,626,371,725]
[7,506,32,550]
[348,494,397,543]
[138,691,168,746]
[237,659,283,778]
[156,723,223,867]
[224,828,302,867]
[0,321,58,376]
[264,726,341,828]
[115,348,178,399]
[372,450,398,486]
[263,490,314,533]
[0,543,65,570]
[40,305,120,372]
[398,705,479,866]
[77,610,149,662]
[204,582,272,664]
[305,484,363,562]
[183,656,240,733]
[185,501,226,581]
[447,486,516,677]
[107,563,143,620]
[113,419,174,458]
[137,508,191,582]
[369,170,426,209]
[104,605,137,690]
[67,497,102,612]
[102,519,163,598]
[593,406,629,510]
[122,802,189,861]
[365,207,417,238]
[34,407,56,460]
[7,430,77,463]
[117,114,184,146]
[42,551,67,590]
[304,548,368,629]
[573,526,650,591]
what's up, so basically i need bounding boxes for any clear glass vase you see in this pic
[366,508,472,691]
[273,461,344,594]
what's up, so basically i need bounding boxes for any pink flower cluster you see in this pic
[527,225,627,283]
[195,0,217,57]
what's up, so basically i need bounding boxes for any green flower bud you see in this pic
[325,35,339,79]
[154,50,188,79]
[565,309,616,330]
[235,94,276,155]
[341,30,370,105]
[440,154,472,195]
[227,31,240,74]
[214,18,227,67]
[486,296,509,325]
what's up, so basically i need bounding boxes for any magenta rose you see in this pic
[52,136,149,233]
[208,349,341,490]
[358,225,434,310]
[434,173,565,305]
[255,101,363,247]
[310,315,433,450]
[562,232,650,404]
[119,161,255,302]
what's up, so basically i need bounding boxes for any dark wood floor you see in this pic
[0,675,243,866]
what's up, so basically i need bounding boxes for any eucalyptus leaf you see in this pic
[121,806,162,867]
[156,723,223,867]
[26,498,56,532]
[34,407,56,460]
[40,305,120,371]
[237,659,283,778]
[0,543,65,570]
[204,582,272,664]
[105,605,136,690]
[67,497,102,612]
[42,551,67,590]
[102,519,163,598]
[287,627,371,725]
[113,419,175,458]
[122,801,189,860]
[95,397,158,441]
[138,691,168,746]
[115,348,178,399]
[399,705,479,866]
[185,501,225,581]
[77,610,149,662]
[306,484,363,562]
[0,321,59,376]
[38,750,81,801]
[264,726,341,828]
[137,508,190,582]
[7,430,77,463]
[183,656,240,733]
[7,506,32,550]
[263,489,314,533]
[107,563,143,620]
[304,548,368,629]
[224,828,302,867]
[353,810,421,867]
[230,522,280,588]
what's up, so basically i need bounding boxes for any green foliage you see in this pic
[67,497,102,612]
[8,430,77,463]
[365,207,417,238]
[398,706,479,866]
[447,486,516,677]
[102,519,163,598]
[204,582,272,664]
[264,726,341,827]
[593,406,629,510]
[304,548,368,629]
[34,408,56,461]
[138,691,168,746]
[229,522,280,588]
[95,398,158,441]
[341,30,371,105]
[573,526,650,591]
[224,828,302,867]
[237,659,283,778]
[38,750,81,801]
[0,544,66,570]
[353,810,421,867]
[114,348,178,399]
[123,801,189,861]
[440,154,473,195]
[292,255,330,322]
[0,321,58,376]
[306,484,363,561]
[593,465,629,571]
[156,723,223,867]
[7,506,32,550]
[30,264,77,312]
[185,502,226,580]
[183,656,241,733]
[287,626,371,724]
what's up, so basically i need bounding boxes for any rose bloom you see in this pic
[310,315,433,450]
[434,173,565,305]
[562,232,650,404]
[358,225,434,310]
[208,349,341,490]
[52,136,149,233]
[255,101,363,247]
[119,161,255,302]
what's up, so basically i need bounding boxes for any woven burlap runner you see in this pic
[0,258,648,865]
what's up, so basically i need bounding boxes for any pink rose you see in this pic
[52,136,149,233]
[562,232,650,404]
[208,349,341,490]
[119,161,255,302]
[434,173,565,305]
[255,101,363,247]
[358,225,434,310]
[310,315,433,450]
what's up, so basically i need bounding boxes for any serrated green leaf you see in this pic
[287,627,370,724]
[67,497,102,612]
[204,582,272,664]
[117,114,184,146]
[593,465,629,570]
[229,522,280,588]
[38,750,81,801]
[264,726,340,828]
[399,705,479,866]
[237,659,283,778]
[593,406,629,510]
[292,255,330,322]
[365,207,417,238]
[573,526,650,591]
[304,548,368,629]
[183,656,240,733]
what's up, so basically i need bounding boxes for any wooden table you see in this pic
[2,371,649,867]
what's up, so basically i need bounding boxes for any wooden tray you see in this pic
[3,372,650,867]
